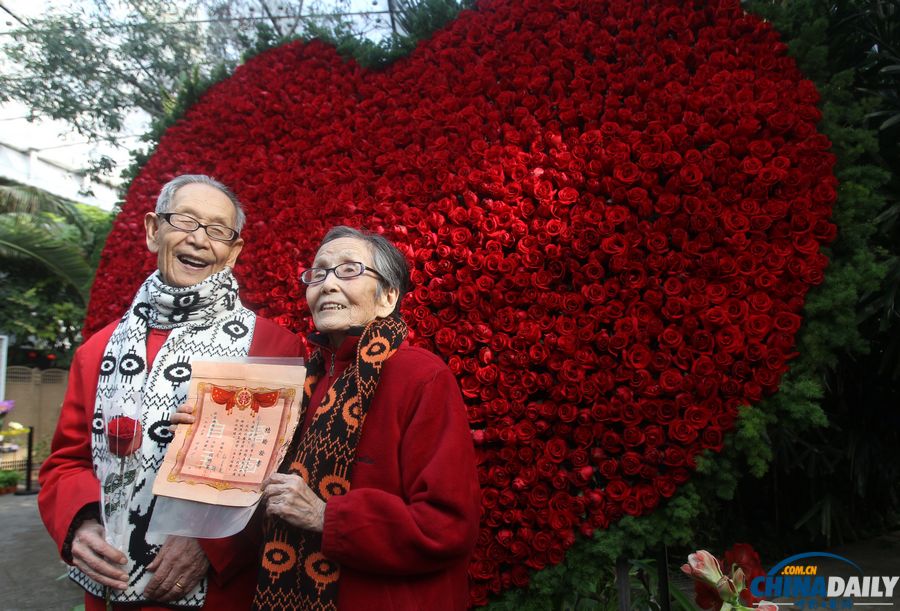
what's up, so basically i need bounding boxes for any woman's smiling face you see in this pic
[305,237,397,347]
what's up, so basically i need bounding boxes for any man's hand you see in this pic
[262,473,327,532]
[169,402,196,427]
[143,535,209,602]
[71,519,129,590]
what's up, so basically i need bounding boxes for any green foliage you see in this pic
[2,2,207,139]
[487,485,707,610]
[124,62,234,189]
[31,438,51,465]
[303,0,473,69]
[832,0,900,139]
[524,558,689,611]
[394,0,475,39]
[0,179,112,366]
[733,0,899,550]
[0,470,20,489]
[0,262,85,368]
[3,0,474,186]
[0,182,89,233]
[0,214,94,303]
[0,179,112,300]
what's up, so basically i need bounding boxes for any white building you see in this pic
[0,137,121,211]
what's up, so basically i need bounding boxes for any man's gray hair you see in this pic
[321,226,409,314]
[155,174,246,234]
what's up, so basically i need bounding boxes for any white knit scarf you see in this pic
[70,268,256,606]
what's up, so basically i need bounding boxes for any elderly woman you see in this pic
[252,226,480,610]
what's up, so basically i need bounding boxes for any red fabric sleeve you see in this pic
[321,368,480,575]
[248,316,306,360]
[38,336,107,560]
[197,508,264,585]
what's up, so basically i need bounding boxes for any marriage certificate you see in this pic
[154,358,306,507]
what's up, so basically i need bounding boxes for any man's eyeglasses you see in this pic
[300,262,383,285]
[159,212,239,242]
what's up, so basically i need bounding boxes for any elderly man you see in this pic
[39,174,303,610]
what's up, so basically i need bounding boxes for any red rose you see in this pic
[678,164,704,188]
[724,542,761,571]
[774,311,803,334]
[621,496,643,516]
[668,420,698,444]
[557,187,579,205]
[544,438,568,463]
[654,475,677,498]
[636,484,659,510]
[107,416,142,457]
[659,369,683,392]
[531,532,552,552]
[621,452,643,476]
[644,425,665,447]
[684,406,710,429]
[626,345,653,369]
[605,479,629,502]
[597,458,618,479]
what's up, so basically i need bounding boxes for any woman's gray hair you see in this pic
[321,226,409,314]
[155,174,246,234]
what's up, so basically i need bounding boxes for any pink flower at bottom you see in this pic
[682,550,725,586]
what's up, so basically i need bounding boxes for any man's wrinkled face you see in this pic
[144,183,244,287]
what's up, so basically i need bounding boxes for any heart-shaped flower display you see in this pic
[86,0,836,603]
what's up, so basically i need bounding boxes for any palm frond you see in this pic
[0,179,89,235]
[0,215,92,303]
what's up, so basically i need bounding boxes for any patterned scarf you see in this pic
[253,315,408,611]
[72,268,256,606]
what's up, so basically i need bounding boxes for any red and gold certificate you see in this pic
[154,359,305,507]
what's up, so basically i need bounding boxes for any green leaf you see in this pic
[669,585,701,611]
[0,180,89,236]
[0,215,92,303]
[574,598,601,611]
[878,112,900,130]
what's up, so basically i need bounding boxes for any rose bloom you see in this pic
[107,416,143,457]
[654,475,677,498]
[621,496,643,516]
[543,436,569,463]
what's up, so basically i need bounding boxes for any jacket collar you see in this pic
[308,327,365,363]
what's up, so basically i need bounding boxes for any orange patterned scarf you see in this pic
[252,315,407,611]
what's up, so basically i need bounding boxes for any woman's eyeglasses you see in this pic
[300,261,383,285]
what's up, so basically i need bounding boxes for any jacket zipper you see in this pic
[329,351,336,376]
